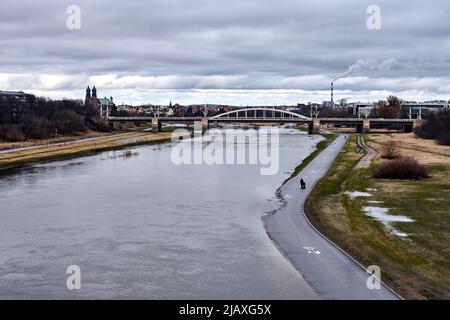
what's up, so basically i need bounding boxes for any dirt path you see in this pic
[355,134,377,169]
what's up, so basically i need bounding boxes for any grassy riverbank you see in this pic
[305,133,450,299]
[0,131,112,151]
[0,131,175,172]
[282,127,337,185]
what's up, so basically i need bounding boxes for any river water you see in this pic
[0,127,321,299]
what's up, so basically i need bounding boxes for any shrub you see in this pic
[53,109,87,134]
[22,117,53,139]
[381,141,400,159]
[437,132,450,146]
[1,125,25,142]
[95,118,112,132]
[112,121,134,131]
[373,156,428,180]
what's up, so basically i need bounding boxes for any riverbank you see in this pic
[0,131,112,151]
[282,131,336,185]
[305,133,450,299]
[264,134,399,299]
[0,131,175,172]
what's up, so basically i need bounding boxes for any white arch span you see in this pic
[210,107,310,120]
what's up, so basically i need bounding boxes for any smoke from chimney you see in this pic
[331,58,401,109]
[333,58,400,82]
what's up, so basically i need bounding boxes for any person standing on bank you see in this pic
[300,178,306,189]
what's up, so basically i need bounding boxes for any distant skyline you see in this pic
[1,0,450,105]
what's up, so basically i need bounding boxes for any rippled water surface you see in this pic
[0,128,321,299]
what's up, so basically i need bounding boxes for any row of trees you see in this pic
[295,95,408,119]
[0,96,107,142]
[369,96,408,119]
[415,110,450,145]
[369,96,450,145]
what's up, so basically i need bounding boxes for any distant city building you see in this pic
[0,90,35,122]
[404,100,449,118]
[116,103,132,112]
[322,101,334,108]
[348,102,375,118]
[85,86,115,117]
[338,98,348,108]
[0,90,35,102]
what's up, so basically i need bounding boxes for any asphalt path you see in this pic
[265,134,400,300]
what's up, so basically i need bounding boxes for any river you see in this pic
[0,127,321,299]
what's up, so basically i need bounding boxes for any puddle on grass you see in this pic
[346,191,373,198]
[345,190,414,238]
[362,206,414,238]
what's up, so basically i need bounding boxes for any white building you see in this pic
[348,102,375,118]
[405,100,449,117]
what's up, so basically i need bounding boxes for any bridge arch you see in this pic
[209,107,310,120]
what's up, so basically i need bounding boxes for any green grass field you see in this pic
[305,134,450,299]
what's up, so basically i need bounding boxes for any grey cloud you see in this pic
[0,0,449,104]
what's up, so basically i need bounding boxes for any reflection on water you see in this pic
[0,128,321,299]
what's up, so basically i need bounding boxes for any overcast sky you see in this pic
[1,0,449,105]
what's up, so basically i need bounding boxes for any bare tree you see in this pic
[371,96,405,119]
[381,141,400,159]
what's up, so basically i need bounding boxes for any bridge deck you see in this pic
[107,116,416,125]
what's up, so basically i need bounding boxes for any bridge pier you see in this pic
[152,117,161,132]
[308,118,320,134]
[202,117,209,133]
[193,117,210,136]
[412,118,422,131]
[357,118,370,133]
[404,118,422,132]
[403,123,413,132]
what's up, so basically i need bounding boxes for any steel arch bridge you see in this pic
[106,106,422,134]
[209,107,310,120]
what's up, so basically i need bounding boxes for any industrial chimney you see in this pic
[331,81,334,107]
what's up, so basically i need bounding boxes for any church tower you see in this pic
[92,86,97,98]
[85,86,91,106]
